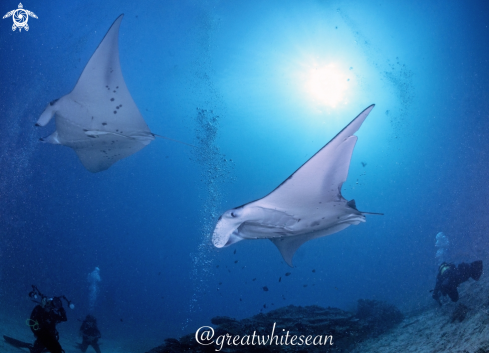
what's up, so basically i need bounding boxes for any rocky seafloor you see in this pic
[350,269,489,353]
[146,299,403,352]
[146,268,489,353]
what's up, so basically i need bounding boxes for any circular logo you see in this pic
[13,9,28,28]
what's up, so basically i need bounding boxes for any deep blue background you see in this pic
[1,0,489,350]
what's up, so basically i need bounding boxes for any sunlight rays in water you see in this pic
[305,63,350,108]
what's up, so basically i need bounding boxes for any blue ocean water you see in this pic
[1,0,488,350]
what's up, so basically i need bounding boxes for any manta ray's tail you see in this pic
[152,133,196,148]
[347,199,383,215]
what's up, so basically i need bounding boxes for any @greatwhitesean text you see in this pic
[195,323,334,351]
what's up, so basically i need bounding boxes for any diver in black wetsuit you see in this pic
[77,315,102,353]
[432,260,483,305]
[29,296,67,353]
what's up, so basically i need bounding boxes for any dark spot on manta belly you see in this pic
[102,122,107,126]
[114,111,117,114]
[311,221,320,227]
[110,98,114,101]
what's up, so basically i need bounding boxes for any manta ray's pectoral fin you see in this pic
[270,236,312,267]
[271,222,357,267]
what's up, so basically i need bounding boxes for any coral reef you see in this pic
[355,299,404,336]
[146,301,403,353]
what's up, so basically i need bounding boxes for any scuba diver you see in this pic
[432,260,483,305]
[27,285,74,353]
[77,315,102,353]
[29,296,67,353]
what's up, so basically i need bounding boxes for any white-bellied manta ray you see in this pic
[212,105,382,266]
[35,14,155,173]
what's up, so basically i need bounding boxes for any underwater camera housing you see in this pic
[28,285,75,310]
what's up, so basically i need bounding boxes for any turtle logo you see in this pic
[3,3,37,32]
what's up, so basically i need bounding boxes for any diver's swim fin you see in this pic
[3,335,34,349]
[471,260,483,281]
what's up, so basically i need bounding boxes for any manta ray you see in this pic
[36,14,155,173]
[212,105,382,266]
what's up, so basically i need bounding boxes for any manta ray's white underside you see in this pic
[36,14,154,173]
[212,105,379,266]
